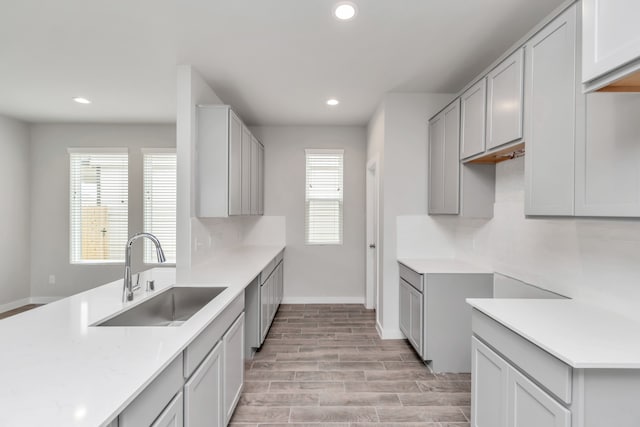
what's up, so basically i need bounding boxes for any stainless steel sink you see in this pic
[96,286,227,327]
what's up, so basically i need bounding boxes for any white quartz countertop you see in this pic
[0,244,284,427]
[467,298,640,369]
[398,258,492,274]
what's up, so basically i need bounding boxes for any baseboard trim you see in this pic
[281,296,365,304]
[376,325,406,340]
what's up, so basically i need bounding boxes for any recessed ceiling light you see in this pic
[327,99,340,106]
[73,97,91,104]
[333,2,357,21]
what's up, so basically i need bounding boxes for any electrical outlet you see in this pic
[48,275,56,285]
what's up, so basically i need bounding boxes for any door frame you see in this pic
[366,157,380,311]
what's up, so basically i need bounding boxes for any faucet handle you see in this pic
[131,273,141,292]
[146,280,155,291]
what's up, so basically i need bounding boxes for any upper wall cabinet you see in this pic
[575,92,640,216]
[460,78,487,159]
[196,105,265,218]
[582,0,640,92]
[524,4,578,216]
[486,48,525,150]
[428,99,460,215]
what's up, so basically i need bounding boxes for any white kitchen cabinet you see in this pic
[575,92,640,216]
[428,99,460,215]
[151,392,183,427]
[472,332,570,427]
[228,112,243,216]
[196,105,264,217]
[582,0,640,90]
[398,261,493,372]
[486,48,524,150]
[508,368,571,427]
[408,284,423,353]
[223,314,245,425]
[524,4,578,216]
[184,341,224,427]
[472,337,508,427]
[260,278,269,343]
[257,142,265,215]
[398,280,411,339]
[250,137,259,215]
[241,126,251,216]
[119,355,184,427]
[460,78,487,159]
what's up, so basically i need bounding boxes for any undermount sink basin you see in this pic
[96,286,227,327]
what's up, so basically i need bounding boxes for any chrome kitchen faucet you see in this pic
[123,233,166,302]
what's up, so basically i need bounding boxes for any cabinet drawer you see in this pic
[184,293,244,378]
[472,310,572,404]
[119,354,184,427]
[399,263,423,293]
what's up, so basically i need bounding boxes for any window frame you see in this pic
[68,147,129,265]
[304,148,345,246]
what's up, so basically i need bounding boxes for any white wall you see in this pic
[366,93,453,337]
[251,126,366,303]
[0,115,31,308]
[399,156,640,322]
[29,123,175,298]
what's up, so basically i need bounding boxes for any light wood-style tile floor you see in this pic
[0,304,43,320]
[231,304,471,427]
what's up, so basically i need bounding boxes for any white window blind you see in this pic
[305,149,344,245]
[69,149,128,263]
[143,150,177,264]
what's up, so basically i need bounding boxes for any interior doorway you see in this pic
[366,158,379,314]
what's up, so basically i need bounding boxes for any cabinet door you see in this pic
[576,93,640,216]
[260,281,269,343]
[228,112,243,216]
[428,100,460,214]
[461,78,487,159]
[185,341,223,427]
[258,143,265,215]
[428,112,445,214]
[508,368,570,427]
[250,137,259,215]
[151,392,183,427]
[487,48,524,150]
[408,285,423,356]
[398,279,411,339]
[524,4,577,216]
[472,337,509,427]
[241,126,252,215]
[223,314,245,425]
[582,0,640,84]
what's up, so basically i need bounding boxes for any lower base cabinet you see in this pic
[398,262,493,372]
[472,309,640,427]
[184,341,224,427]
[508,367,570,427]
[472,337,570,427]
[259,255,284,344]
[152,392,184,427]
[223,314,245,425]
[472,337,508,427]
[115,293,246,427]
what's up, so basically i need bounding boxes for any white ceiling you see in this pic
[0,0,565,126]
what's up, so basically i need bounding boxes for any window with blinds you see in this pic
[69,149,128,263]
[305,149,344,245]
[143,150,177,264]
